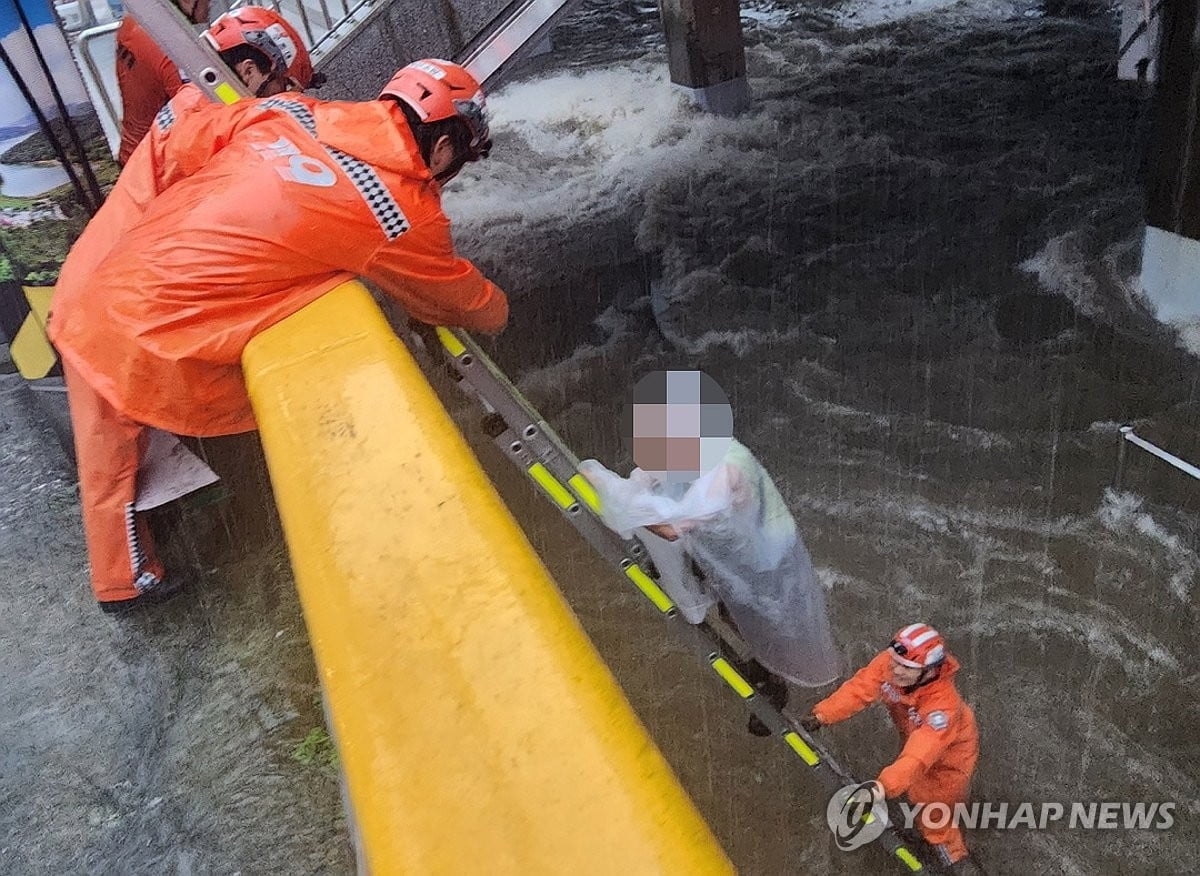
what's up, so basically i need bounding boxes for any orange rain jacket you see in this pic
[56,83,212,292]
[116,17,186,164]
[49,95,508,438]
[813,651,979,798]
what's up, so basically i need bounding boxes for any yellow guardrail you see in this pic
[242,280,732,874]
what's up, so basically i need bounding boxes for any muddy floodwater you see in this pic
[3,0,1199,874]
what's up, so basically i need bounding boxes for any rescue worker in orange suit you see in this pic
[70,8,317,269]
[54,10,315,594]
[48,59,508,613]
[115,0,211,164]
[802,624,981,871]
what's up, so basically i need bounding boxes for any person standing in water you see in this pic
[580,370,841,735]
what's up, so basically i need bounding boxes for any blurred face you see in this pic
[625,370,733,484]
[890,656,924,688]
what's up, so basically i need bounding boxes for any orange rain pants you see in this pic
[63,362,166,602]
[908,761,973,864]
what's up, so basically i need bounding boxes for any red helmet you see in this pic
[379,59,491,160]
[889,623,946,669]
[203,7,314,90]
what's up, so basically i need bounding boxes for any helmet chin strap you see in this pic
[902,662,943,694]
[433,153,469,184]
[255,75,282,98]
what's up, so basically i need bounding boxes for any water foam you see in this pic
[447,63,745,230]
[834,0,1024,28]
[1097,489,1198,601]
[1019,227,1200,356]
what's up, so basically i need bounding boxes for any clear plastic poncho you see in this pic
[579,440,840,687]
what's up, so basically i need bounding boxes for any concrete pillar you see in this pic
[658,0,750,115]
[1140,0,1200,328]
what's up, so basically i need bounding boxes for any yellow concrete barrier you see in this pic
[243,281,732,875]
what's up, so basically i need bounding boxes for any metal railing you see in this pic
[1118,425,1200,482]
[226,0,383,63]
[74,21,122,154]
[55,0,386,157]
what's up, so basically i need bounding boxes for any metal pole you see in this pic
[11,0,105,211]
[292,0,318,49]
[315,0,334,31]
[1120,425,1200,481]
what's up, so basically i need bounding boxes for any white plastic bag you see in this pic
[637,528,716,625]
[580,440,840,687]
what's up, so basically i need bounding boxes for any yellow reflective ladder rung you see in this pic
[782,731,821,767]
[435,326,467,357]
[213,81,241,104]
[709,657,754,699]
[894,846,923,871]
[624,564,675,613]
[528,462,576,509]
[568,473,601,512]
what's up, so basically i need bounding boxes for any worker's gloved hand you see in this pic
[800,713,822,733]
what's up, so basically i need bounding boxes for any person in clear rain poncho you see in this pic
[580,437,842,734]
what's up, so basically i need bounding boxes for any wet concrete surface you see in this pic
[0,375,353,875]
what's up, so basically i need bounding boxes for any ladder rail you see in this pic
[461,0,585,86]
[123,0,251,105]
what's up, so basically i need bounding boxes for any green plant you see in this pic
[0,216,85,282]
[292,727,339,769]
[23,268,59,286]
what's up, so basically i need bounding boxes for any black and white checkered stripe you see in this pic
[261,98,317,137]
[261,99,409,240]
[124,502,163,594]
[155,102,176,133]
[325,147,409,239]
